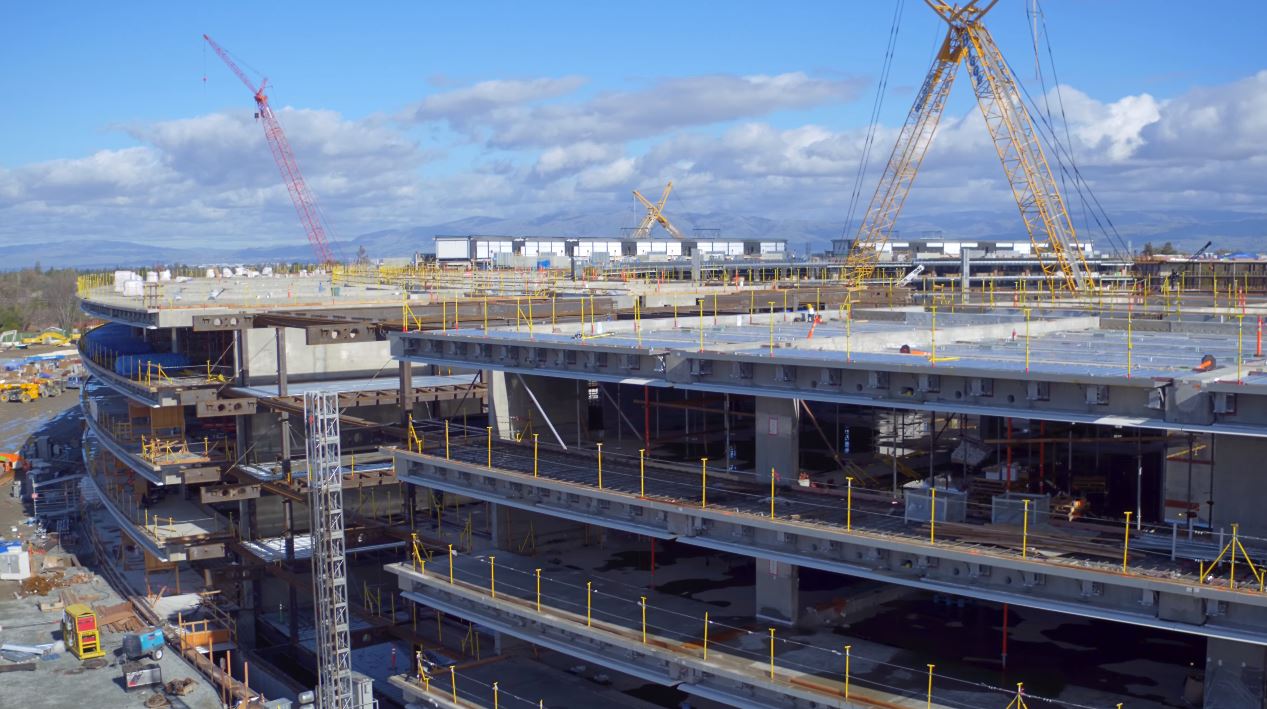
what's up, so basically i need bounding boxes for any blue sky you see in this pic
[1,1,1265,249]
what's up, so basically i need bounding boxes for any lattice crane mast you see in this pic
[203,34,337,266]
[632,181,686,239]
[845,0,1091,293]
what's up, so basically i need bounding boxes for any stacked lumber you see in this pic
[95,600,143,632]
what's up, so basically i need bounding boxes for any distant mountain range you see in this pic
[4,208,1265,269]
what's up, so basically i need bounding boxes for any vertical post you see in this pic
[926,664,935,709]
[533,434,539,478]
[844,645,851,699]
[929,487,937,543]
[703,612,709,659]
[444,420,450,460]
[846,477,854,531]
[586,581,593,627]
[493,681,499,709]
[1122,511,1133,573]
[768,628,776,680]
[535,568,542,612]
[1024,308,1031,373]
[1022,499,1030,559]
[486,426,493,468]
[639,449,646,498]
[449,666,458,705]
[489,556,496,599]
[596,443,603,490]
[700,458,708,509]
[448,544,454,584]
[640,596,647,644]
[930,305,937,365]
[770,468,776,518]
[768,302,775,354]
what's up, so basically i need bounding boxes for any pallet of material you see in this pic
[95,600,143,632]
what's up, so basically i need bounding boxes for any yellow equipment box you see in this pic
[62,603,106,660]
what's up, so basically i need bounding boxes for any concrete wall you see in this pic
[489,371,587,447]
[244,327,393,384]
[1210,434,1267,537]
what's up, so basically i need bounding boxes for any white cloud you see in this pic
[1,68,1265,256]
[412,72,863,148]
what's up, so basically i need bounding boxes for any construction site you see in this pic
[3,3,1267,709]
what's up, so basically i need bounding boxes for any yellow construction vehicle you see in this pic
[21,328,71,347]
[4,382,41,403]
[62,604,106,660]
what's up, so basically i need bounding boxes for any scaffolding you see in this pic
[306,391,354,708]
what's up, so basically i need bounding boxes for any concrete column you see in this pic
[399,359,414,428]
[755,559,799,625]
[276,327,291,478]
[1204,637,1266,708]
[755,396,798,481]
[488,372,583,448]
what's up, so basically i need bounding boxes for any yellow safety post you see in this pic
[455,297,461,331]
[929,487,937,544]
[846,301,853,362]
[639,449,646,498]
[493,681,499,709]
[700,458,708,509]
[448,544,455,585]
[483,296,488,334]
[698,299,704,352]
[1022,499,1030,559]
[487,426,493,468]
[930,305,937,364]
[846,476,854,531]
[442,300,447,334]
[926,664,935,709]
[596,443,603,490]
[450,666,458,705]
[533,434,539,478]
[1006,682,1031,709]
[586,581,593,627]
[489,556,496,599]
[844,645,852,699]
[640,596,647,644]
[1126,307,1134,377]
[703,612,709,660]
[768,628,776,680]
[770,468,776,519]
[768,302,775,354]
[1024,308,1031,373]
[527,298,533,338]
[444,420,450,460]
[1238,315,1245,383]
[535,568,542,612]
[1122,511,1132,573]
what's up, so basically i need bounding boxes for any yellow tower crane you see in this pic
[846,0,1092,294]
[632,181,686,239]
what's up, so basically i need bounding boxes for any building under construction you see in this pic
[47,4,1267,708]
[62,255,1267,709]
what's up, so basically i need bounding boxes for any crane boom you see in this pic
[845,28,963,287]
[203,34,337,266]
[631,182,685,239]
[844,0,1090,293]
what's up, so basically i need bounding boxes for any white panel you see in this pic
[651,242,667,253]
[636,242,651,255]
[436,240,469,260]
[476,242,489,259]
[667,242,682,256]
[727,242,743,255]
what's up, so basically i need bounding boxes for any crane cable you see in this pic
[841,0,906,242]
[1022,0,1130,261]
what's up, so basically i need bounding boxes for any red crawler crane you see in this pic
[203,34,337,266]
